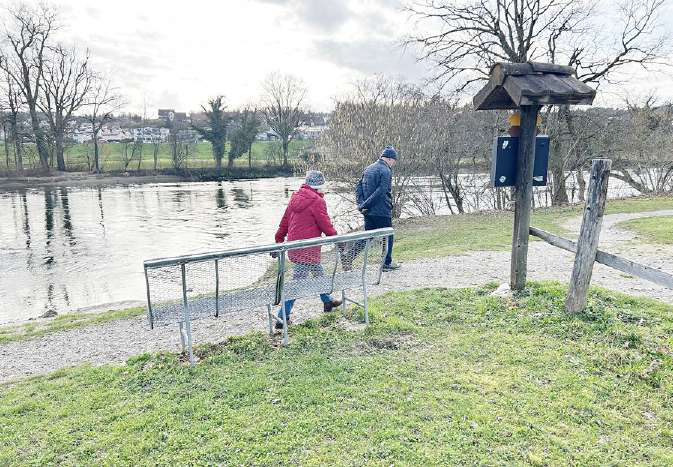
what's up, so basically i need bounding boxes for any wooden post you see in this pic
[565,158,612,313]
[510,105,540,290]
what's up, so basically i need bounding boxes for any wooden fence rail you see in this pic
[529,227,673,290]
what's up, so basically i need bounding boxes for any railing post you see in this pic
[361,239,371,324]
[144,266,154,329]
[278,251,289,346]
[214,259,220,318]
[565,159,612,313]
[181,263,195,365]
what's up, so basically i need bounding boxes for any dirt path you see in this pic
[2,210,672,384]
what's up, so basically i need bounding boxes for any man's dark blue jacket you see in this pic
[356,159,393,218]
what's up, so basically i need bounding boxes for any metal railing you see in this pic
[143,227,393,364]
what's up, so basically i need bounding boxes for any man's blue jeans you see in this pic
[364,215,393,266]
[277,263,333,321]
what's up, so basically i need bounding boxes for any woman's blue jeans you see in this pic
[277,263,333,321]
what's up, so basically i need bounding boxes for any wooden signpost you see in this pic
[473,62,596,291]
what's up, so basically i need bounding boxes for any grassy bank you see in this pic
[394,196,673,261]
[0,140,312,174]
[617,215,673,246]
[1,195,670,344]
[0,306,145,345]
[1,282,672,464]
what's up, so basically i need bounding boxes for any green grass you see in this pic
[394,196,673,261]
[1,282,672,464]
[1,140,314,172]
[0,306,145,345]
[617,215,673,246]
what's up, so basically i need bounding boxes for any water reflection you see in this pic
[43,190,55,267]
[232,187,250,208]
[216,183,227,209]
[60,187,76,247]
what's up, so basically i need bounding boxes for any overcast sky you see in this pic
[10,0,672,115]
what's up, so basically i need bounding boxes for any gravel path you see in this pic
[2,210,672,384]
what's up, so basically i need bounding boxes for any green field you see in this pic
[1,282,672,464]
[617,215,673,245]
[0,140,314,172]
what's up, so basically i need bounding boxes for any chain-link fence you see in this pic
[144,228,393,363]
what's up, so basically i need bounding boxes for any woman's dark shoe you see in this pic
[324,299,342,312]
[275,319,290,330]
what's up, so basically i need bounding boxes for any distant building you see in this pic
[297,125,327,140]
[255,129,279,141]
[133,127,170,144]
[158,109,189,124]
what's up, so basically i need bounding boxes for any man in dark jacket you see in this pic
[354,145,399,271]
[273,170,341,329]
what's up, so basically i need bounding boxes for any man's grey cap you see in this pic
[381,146,398,160]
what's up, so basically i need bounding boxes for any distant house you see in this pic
[297,125,327,140]
[158,109,189,124]
[255,129,279,141]
[133,127,170,144]
[99,126,133,143]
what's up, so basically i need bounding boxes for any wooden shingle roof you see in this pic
[473,62,596,110]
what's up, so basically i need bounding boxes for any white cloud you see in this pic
[2,0,670,114]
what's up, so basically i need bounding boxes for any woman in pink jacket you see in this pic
[274,170,341,328]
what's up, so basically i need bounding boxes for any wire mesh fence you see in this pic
[143,228,393,362]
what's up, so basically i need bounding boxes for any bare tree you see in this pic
[261,73,307,166]
[407,0,670,204]
[319,77,430,218]
[0,2,58,172]
[0,64,24,172]
[37,45,93,171]
[86,76,122,173]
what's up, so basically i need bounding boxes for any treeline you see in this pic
[317,77,673,213]
[0,3,314,176]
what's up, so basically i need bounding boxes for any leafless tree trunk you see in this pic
[153,142,159,171]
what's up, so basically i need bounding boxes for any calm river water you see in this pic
[0,175,638,324]
[0,178,351,324]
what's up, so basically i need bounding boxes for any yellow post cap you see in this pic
[508,112,541,127]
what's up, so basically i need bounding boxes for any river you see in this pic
[0,175,638,324]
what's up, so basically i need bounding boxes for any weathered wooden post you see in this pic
[510,105,541,289]
[473,62,596,291]
[565,159,612,313]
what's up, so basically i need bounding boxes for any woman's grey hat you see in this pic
[305,170,326,187]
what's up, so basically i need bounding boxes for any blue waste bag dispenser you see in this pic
[490,135,549,187]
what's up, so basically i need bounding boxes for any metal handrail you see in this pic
[143,227,394,269]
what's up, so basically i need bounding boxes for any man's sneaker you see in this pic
[382,262,401,272]
[324,299,342,312]
[275,319,291,330]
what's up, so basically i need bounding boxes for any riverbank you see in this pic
[0,166,295,191]
[2,202,673,382]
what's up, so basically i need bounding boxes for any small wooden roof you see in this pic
[473,62,596,110]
